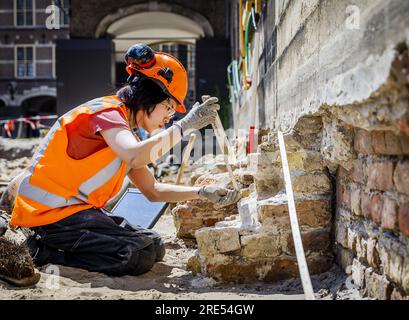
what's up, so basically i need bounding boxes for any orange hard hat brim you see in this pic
[175,102,186,113]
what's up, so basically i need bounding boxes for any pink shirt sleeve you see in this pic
[90,108,130,134]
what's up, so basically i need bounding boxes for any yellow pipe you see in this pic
[239,0,245,57]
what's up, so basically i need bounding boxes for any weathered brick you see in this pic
[335,217,349,248]
[391,288,409,300]
[350,185,362,216]
[354,129,374,155]
[402,260,409,293]
[285,228,331,255]
[398,203,409,237]
[377,242,390,275]
[394,161,409,195]
[337,183,351,210]
[361,191,372,219]
[356,236,368,262]
[372,131,404,155]
[366,238,379,269]
[367,162,394,191]
[337,166,352,183]
[400,134,409,154]
[364,268,392,300]
[369,194,383,225]
[336,246,354,271]
[258,197,332,228]
[352,159,366,184]
[388,251,403,285]
[351,258,366,288]
[292,173,332,194]
[347,228,358,254]
[240,232,282,258]
[381,197,398,231]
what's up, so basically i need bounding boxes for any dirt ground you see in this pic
[0,213,365,300]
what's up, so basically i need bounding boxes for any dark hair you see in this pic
[116,77,170,128]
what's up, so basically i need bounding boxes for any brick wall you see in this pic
[335,128,409,300]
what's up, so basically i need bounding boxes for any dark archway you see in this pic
[21,95,56,137]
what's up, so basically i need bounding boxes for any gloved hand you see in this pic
[198,185,242,206]
[176,96,220,136]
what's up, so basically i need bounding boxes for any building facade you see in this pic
[0,0,69,133]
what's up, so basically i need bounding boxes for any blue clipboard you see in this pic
[110,188,168,229]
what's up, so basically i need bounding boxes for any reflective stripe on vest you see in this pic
[17,97,125,210]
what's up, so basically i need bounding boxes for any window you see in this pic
[53,0,70,26]
[15,0,35,26]
[16,46,35,78]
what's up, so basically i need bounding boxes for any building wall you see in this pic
[0,0,69,120]
[229,0,409,299]
[232,0,409,131]
[69,0,229,39]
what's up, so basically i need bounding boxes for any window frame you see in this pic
[14,0,36,27]
[15,45,36,79]
[52,0,70,27]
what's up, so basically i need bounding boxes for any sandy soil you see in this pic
[0,213,364,300]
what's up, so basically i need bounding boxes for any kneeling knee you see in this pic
[127,244,156,276]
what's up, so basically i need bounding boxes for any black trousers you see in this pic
[28,208,165,276]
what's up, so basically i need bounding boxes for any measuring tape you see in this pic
[277,131,315,300]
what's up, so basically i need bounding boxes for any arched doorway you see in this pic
[21,95,56,137]
[105,10,208,109]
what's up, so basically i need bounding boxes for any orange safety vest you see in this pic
[11,95,129,227]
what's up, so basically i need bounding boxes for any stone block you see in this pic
[291,173,332,194]
[351,258,366,288]
[273,150,324,173]
[391,288,409,300]
[172,171,240,238]
[187,252,201,275]
[354,129,374,155]
[361,191,372,219]
[335,217,349,248]
[377,241,390,276]
[366,238,379,269]
[356,236,368,262]
[352,158,366,184]
[364,268,392,300]
[350,185,362,216]
[402,260,409,293]
[398,203,409,236]
[388,251,403,285]
[372,131,401,155]
[234,170,254,186]
[367,162,394,191]
[257,194,332,228]
[381,197,398,231]
[305,253,333,275]
[394,161,409,195]
[369,194,383,225]
[337,182,351,210]
[347,228,359,254]
[336,246,354,271]
[214,228,241,254]
[284,228,331,255]
[240,232,282,258]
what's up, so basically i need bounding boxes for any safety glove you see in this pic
[198,185,242,207]
[176,96,220,136]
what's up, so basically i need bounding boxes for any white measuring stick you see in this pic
[277,131,315,300]
[212,115,240,191]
